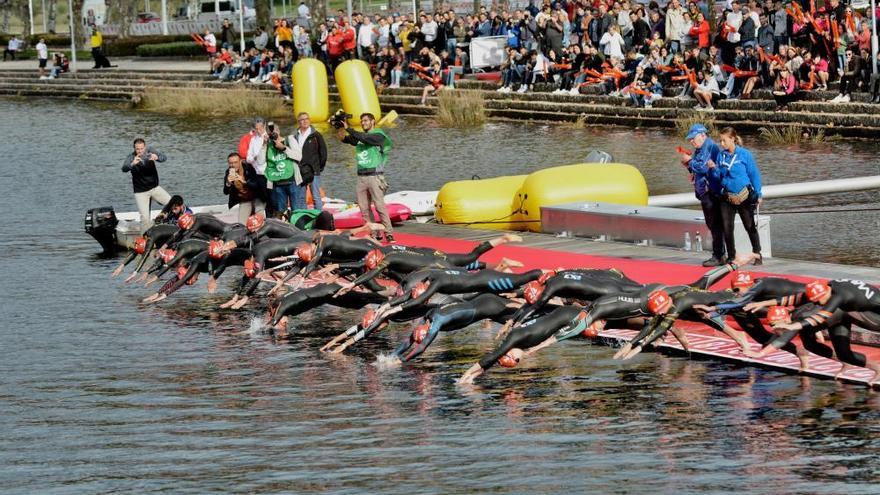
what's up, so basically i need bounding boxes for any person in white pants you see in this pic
[121,138,172,231]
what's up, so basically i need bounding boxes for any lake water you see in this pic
[1,98,879,494]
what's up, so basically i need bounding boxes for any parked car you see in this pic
[136,12,161,24]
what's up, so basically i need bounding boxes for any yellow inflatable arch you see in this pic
[292,59,329,122]
[434,163,648,232]
[435,175,528,231]
[334,60,381,125]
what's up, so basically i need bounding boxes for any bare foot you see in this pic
[231,296,250,310]
[613,342,633,360]
[219,296,239,309]
[835,363,851,380]
[797,353,810,372]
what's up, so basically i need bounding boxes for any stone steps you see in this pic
[3,69,878,136]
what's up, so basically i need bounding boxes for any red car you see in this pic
[136,12,161,23]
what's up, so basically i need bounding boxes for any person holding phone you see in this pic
[121,138,171,231]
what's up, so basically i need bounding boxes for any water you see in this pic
[2,99,880,494]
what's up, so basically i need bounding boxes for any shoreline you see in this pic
[2,57,880,137]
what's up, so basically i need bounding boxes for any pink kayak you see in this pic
[332,203,412,229]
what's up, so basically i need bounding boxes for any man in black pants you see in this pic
[680,124,726,266]
[292,112,328,210]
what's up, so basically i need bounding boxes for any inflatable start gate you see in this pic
[435,163,649,232]
[291,59,380,125]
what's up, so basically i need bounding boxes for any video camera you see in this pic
[328,109,352,129]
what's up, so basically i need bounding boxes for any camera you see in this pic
[266,121,278,142]
[329,109,352,129]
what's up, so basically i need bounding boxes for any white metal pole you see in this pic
[871,0,878,75]
[41,0,47,33]
[161,0,168,35]
[238,0,246,53]
[28,0,35,34]
[412,0,416,20]
[347,0,353,24]
[146,0,151,13]
[68,0,76,73]
[283,0,287,18]
[648,176,880,207]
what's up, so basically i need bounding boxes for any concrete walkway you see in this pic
[0,57,206,72]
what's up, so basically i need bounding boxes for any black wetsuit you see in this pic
[146,238,208,278]
[165,214,231,247]
[394,294,520,361]
[624,288,741,350]
[554,283,687,341]
[344,251,458,290]
[234,238,314,297]
[508,269,643,325]
[393,268,546,312]
[767,280,880,367]
[478,306,583,370]
[251,218,310,243]
[270,282,388,326]
[121,224,178,273]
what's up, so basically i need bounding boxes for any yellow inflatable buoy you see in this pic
[435,175,528,231]
[292,59,329,122]
[334,59,381,125]
[518,163,648,232]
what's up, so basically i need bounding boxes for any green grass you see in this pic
[436,89,486,127]
[138,86,291,118]
[758,125,831,144]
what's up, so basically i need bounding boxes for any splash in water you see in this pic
[373,353,403,369]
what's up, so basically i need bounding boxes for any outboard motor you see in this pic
[85,207,119,254]
[585,150,613,164]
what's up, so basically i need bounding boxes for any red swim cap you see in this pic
[364,249,384,270]
[361,309,377,329]
[766,306,791,326]
[133,236,147,254]
[523,281,544,305]
[498,351,520,368]
[207,239,226,259]
[296,242,316,263]
[582,319,605,338]
[245,213,265,232]
[538,269,557,285]
[177,213,195,230]
[648,289,672,315]
[413,322,430,344]
[176,265,198,285]
[243,259,260,278]
[159,248,176,263]
[731,271,755,290]
[410,281,429,299]
[805,280,831,303]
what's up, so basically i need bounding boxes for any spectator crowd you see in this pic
[197,0,879,109]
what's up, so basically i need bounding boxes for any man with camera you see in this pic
[335,112,394,242]
[264,122,305,217]
[121,138,172,231]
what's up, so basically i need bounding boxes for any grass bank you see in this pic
[436,89,486,127]
[136,86,289,118]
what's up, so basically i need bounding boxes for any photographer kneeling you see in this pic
[263,121,305,216]
[335,112,394,242]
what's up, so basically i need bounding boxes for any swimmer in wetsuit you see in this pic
[458,305,589,384]
[267,280,391,335]
[111,223,178,280]
[744,279,880,383]
[219,237,316,309]
[389,293,525,362]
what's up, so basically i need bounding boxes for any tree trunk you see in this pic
[17,0,32,36]
[256,0,271,30]
[47,0,56,33]
[1,2,9,34]
[114,0,137,38]
[71,0,84,48]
